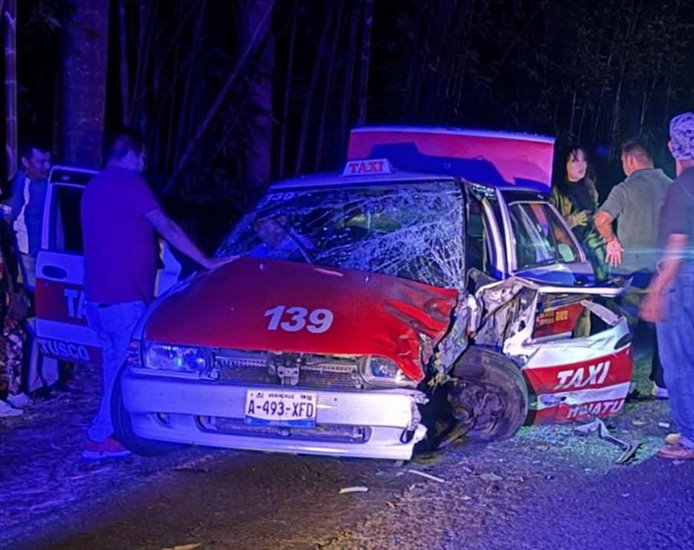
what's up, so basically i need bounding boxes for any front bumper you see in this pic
[121,370,427,460]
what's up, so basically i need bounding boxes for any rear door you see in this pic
[35,166,99,364]
[35,166,183,365]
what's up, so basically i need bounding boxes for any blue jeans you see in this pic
[86,301,145,442]
[657,263,694,448]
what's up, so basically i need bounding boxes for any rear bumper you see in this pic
[121,371,427,460]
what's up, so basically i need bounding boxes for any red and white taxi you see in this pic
[35,128,632,461]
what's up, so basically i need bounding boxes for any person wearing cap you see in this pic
[640,112,694,460]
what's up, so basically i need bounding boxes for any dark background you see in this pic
[5,0,693,248]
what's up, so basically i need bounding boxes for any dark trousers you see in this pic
[622,270,666,389]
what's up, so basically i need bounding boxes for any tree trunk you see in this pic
[60,0,110,169]
[117,0,131,126]
[356,0,373,124]
[278,9,297,179]
[314,1,344,172]
[338,0,360,154]
[238,0,275,196]
[3,0,17,181]
[167,0,273,192]
[294,5,334,175]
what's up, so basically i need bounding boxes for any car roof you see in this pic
[269,170,457,191]
[498,187,552,202]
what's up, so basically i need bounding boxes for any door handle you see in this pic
[42,266,68,280]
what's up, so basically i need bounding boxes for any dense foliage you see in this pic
[9,0,694,245]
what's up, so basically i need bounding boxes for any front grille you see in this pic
[212,350,363,389]
[198,416,371,444]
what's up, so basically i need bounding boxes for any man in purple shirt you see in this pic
[81,131,229,459]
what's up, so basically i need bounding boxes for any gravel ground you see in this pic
[0,340,688,550]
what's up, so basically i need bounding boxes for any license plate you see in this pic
[244,390,318,427]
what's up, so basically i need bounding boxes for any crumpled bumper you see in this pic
[121,370,427,460]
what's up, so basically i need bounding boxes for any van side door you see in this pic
[35,167,99,364]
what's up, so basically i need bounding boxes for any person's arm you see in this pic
[144,209,231,270]
[595,210,623,267]
[551,187,588,227]
[3,176,23,221]
[639,234,687,322]
[595,185,625,267]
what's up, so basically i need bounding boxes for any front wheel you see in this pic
[111,368,183,456]
[448,347,528,442]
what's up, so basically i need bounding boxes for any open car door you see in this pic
[35,167,99,365]
[35,166,183,366]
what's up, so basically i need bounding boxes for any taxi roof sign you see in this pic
[342,158,395,176]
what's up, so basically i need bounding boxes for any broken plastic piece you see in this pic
[479,473,504,482]
[338,486,369,494]
[574,418,640,464]
[406,469,445,483]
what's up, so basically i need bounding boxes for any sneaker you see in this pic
[6,393,32,408]
[651,383,669,399]
[665,433,682,446]
[0,399,23,417]
[656,444,694,460]
[82,437,131,460]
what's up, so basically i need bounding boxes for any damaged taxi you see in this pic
[106,127,632,461]
[36,127,632,460]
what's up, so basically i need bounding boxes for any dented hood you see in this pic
[144,256,458,382]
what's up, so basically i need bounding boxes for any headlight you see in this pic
[143,342,209,375]
[361,356,415,388]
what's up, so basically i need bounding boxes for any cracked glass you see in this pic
[217,180,466,289]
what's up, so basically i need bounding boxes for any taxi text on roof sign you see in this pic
[342,158,395,176]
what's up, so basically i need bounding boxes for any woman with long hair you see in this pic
[551,145,609,282]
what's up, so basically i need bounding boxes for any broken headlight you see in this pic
[143,342,209,375]
[361,356,416,388]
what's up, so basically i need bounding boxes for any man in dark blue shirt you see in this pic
[641,112,694,460]
[3,143,51,291]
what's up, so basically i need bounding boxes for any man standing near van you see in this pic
[3,143,52,291]
[81,130,229,459]
[594,137,671,398]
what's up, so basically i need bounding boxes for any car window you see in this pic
[49,185,84,254]
[217,181,466,289]
[467,195,494,275]
[508,201,580,269]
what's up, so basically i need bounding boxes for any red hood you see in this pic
[144,256,458,382]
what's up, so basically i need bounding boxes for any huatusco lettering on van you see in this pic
[37,337,90,362]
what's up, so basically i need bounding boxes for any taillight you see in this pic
[533,302,584,339]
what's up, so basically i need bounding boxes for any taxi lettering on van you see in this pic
[64,288,87,319]
[554,361,610,390]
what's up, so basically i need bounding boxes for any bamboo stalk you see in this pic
[278,6,297,179]
[174,0,207,163]
[338,0,360,154]
[166,1,274,191]
[118,0,131,126]
[294,4,334,175]
[356,0,373,124]
[314,0,344,171]
[4,0,17,181]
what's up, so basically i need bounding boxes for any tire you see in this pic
[448,346,529,442]
[111,368,183,456]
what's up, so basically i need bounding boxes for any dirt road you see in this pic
[1,345,690,550]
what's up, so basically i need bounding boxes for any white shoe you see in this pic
[0,399,24,417]
[6,393,31,408]
[652,383,669,399]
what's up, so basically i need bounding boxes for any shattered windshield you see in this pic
[217,180,465,289]
[508,201,582,269]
